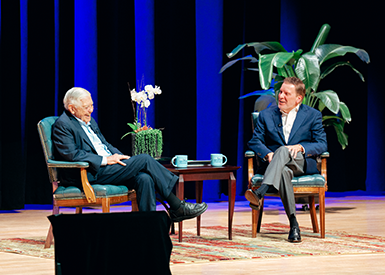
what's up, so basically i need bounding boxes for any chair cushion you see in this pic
[54,184,129,200]
[251,174,325,188]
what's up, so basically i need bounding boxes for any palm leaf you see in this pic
[321,61,365,82]
[258,52,295,89]
[219,55,258,73]
[315,44,370,65]
[323,118,348,149]
[295,52,320,91]
[248,41,287,55]
[310,24,331,52]
[339,101,351,123]
[313,90,340,114]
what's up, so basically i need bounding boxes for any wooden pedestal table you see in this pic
[164,164,241,242]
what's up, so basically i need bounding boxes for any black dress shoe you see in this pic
[245,189,261,209]
[288,226,302,243]
[169,200,208,222]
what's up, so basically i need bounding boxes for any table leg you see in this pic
[176,174,185,242]
[195,180,203,236]
[228,172,236,240]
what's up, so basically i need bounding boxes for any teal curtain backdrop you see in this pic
[0,0,383,210]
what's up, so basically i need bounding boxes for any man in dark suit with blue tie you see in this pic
[52,87,208,222]
[245,77,327,242]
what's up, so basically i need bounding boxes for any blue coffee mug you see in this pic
[211,153,227,167]
[171,155,188,168]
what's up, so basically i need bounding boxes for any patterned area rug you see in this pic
[1,223,385,264]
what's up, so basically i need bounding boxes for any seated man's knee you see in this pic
[138,153,153,161]
[275,146,289,154]
[135,172,154,189]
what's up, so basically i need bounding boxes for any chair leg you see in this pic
[131,198,139,212]
[251,209,259,238]
[44,206,59,248]
[252,198,264,238]
[44,225,54,249]
[308,196,319,233]
[76,207,83,214]
[257,199,264,233]
[102,198,111,213]
[319,191,326,238]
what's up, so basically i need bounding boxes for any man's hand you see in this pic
[266,152,274,163]
[106,153,130,166]
[285,144,304,158]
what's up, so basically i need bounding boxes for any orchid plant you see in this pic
[121,82,162,139]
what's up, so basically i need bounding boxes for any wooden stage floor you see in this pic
[1,193,385,274]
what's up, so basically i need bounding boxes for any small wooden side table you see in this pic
[164,164,241,242]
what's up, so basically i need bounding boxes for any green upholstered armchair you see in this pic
[246,112,329,238]
[38,116,138,248]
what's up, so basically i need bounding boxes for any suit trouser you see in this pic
[92,154,178,211]
[262,146,305,217]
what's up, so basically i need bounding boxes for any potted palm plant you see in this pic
[220,24,370,149]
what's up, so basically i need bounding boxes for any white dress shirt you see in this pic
[281,104,300,144]
[74,117,112,165]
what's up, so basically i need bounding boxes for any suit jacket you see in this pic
[52,110,122,185]
[248,104,327,175]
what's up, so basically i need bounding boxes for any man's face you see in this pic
[69,95,94,124]
[278,82,302,113]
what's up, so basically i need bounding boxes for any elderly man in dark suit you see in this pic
[245,77,327,242]
[52,87,207,222]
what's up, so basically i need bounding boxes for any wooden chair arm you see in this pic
[48,159,96,203]
[47,159,89,168]
[80,168,96,203]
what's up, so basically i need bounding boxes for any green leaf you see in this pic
[258,52,294,89]
[226,44,248,58]
[315,44,370,65]
[226,42,287,59]
[339,101,351,123]
[322,115,344,122]
[277,67,289,78]
[323,117,348,149]
[121,131,135,140]
[127,123,138,131]
[248,41,287,55]
[313,90,340,114]
[321,61,365,82]
[219,55,258,73]
[295,52,320,91]
[318,100,326,112]
[310,24,331,52]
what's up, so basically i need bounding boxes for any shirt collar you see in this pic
[73,115,91,126]
[280,103,301,116]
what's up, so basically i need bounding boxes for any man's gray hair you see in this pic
[63,87,91,110]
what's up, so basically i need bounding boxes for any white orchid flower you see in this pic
[144,84,153,91]
[144,99,151,108]
[130,89,138,101]
[153,85,162,95]
[147,90,155,100]
[138,91,147,102]
[141,99,151,108]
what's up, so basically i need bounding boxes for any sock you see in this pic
[166,192,182,210]
[254,184,269,199]
[289,214,299,228]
